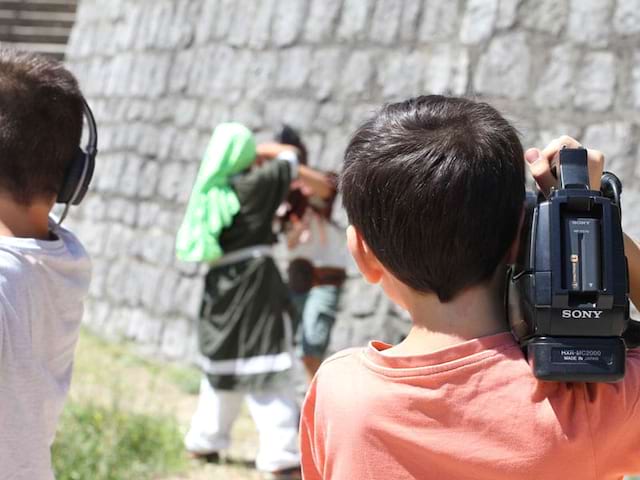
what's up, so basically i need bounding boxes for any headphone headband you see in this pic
[56,97,98,223]
[81,97,98,158]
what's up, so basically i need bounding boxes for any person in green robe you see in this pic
[177,123,332,479]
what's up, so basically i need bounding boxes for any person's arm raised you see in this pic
[256,142,334,199]
[298,164,333,200]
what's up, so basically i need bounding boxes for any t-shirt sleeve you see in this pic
[587,350,640,475]
[300,374,324,480]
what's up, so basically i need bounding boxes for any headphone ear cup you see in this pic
[57,148,92,205]
[71,150,95,205]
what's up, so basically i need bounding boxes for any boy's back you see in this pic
[0,48,93,479]
[0,224,90,479]
[300,96,640,479]
[302,333,640,479]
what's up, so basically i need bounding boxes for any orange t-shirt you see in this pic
[300,333,640,480]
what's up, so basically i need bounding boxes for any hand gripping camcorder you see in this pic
[507,147,640,382]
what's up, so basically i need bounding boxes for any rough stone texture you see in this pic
[613,0,640,36]
[66,0,640,361]
[567,0,611,47]
[574,52,616,112]
[459,0,497,45]
[474,32,531,99]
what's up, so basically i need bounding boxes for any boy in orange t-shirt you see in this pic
[300,96,640,480]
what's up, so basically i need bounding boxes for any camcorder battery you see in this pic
[563,217,601,292]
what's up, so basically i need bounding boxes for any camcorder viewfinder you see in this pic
[508,147,640,382]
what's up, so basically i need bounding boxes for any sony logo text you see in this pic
[562,309,603,319]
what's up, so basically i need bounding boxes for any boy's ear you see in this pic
[346,225,384,284]
[506,204,527,264]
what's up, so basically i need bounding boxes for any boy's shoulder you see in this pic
[0,222,90,293]
[315,347,366,386]
[320,347,363,368]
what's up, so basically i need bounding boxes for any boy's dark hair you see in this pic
[341,95,525,302]
[0,48,83,205]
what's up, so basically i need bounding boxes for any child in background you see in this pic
[0,49,92,479]
[274,125,349,382]
[300,95,640,480]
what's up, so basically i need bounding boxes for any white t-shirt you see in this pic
[287,210,351,269]
[0,221,91,480]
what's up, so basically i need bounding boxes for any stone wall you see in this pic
[64,0,640,361]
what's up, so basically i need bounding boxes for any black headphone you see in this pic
[56,98,98,222]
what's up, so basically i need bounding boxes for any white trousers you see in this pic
[184,377,300,472]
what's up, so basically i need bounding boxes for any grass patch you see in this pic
[73,329,202,396]
[52,400,186,480]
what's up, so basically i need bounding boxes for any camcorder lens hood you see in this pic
[507,147,637,382]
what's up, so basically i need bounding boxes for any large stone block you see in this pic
[419,0,459,42]
[245,51,279,100]
[370,0,402,45]
[308,48,343,100]
[424,44,469,95]
[194,0,219,44]
[574,52,616,112]
[248,0,275,49]
[378,51,424,100]
[320,128,350,172]
[304,0,342,42]
[213,0,236,40]
[496,0,519,29]
[474,32,531,100]
[398,0,423,42]
[174,276,203,319]
[227,0,253,47]
[161,317,192,359]
[567,0,611,46]
[316,103,346,131]
[119,154,144,197]
[583,122,636,179]
[126,309,164,346]
[459,0,498,45]
[633,51,640,109]
[339,51,375,98]
[264,98,318,131]
[533,45,577,108]
[337,0,373,41]
[520,0,568,35]
[272,0,308,46]
[276,47,312,90]
[613,0,640,35]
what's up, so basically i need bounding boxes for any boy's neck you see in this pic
[388,270,509,356]
[0,195,53,240]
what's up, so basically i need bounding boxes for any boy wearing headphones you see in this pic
[0,48,92,479]
[300,96,640,479]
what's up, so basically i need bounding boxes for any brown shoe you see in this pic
[262,466,302,480]
[187,450,220,464]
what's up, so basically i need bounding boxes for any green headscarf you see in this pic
[176,123,256,262]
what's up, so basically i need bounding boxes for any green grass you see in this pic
[72,331,202,396]
[52,400,186,480]
[51,329,260,480]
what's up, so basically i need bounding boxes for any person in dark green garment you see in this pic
[177,123,332,479]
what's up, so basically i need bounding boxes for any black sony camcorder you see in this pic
[508,147,640,382]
